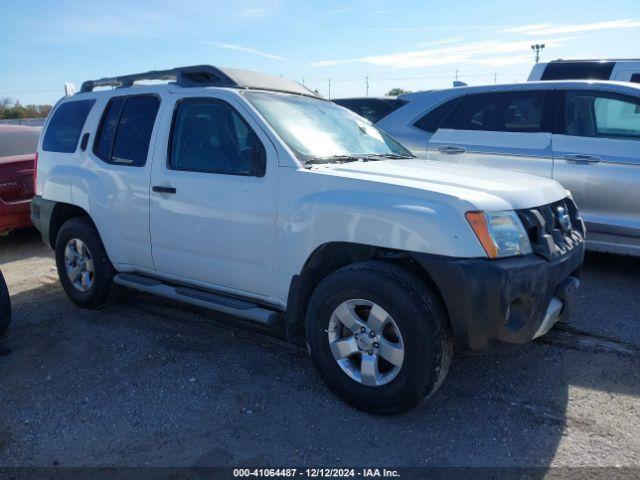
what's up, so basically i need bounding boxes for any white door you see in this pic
[149,93,277,296]
[552,90,640,246]
[80,94,162,270]
[427,90,554,178]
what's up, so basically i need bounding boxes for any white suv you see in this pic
[31,65,585,414]
[528,59,640,83]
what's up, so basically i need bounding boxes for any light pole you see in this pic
[531,43,545,63]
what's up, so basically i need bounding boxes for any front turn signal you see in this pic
[465,211,498,259]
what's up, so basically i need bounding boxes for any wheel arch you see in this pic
[48,202,94,249]
[285,241,450,345]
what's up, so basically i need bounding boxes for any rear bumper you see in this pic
[412,242,585,353]
[0,197,32,233]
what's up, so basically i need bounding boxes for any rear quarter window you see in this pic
[42,100,95,153]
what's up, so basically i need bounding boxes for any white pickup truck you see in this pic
[31,65,585,414]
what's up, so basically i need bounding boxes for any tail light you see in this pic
[33,151,39,194]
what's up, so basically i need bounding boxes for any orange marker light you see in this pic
[465,211,498,258]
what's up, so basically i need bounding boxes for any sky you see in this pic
[1,0,640,105]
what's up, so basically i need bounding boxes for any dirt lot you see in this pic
[0,229,639,468]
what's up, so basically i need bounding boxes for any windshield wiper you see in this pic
[359,153,415,160]
[304,155,367,165]
[305,153,414,166]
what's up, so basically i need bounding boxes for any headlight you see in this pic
[465,211,532,258]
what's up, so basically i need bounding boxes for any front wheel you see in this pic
[305,261,453,415]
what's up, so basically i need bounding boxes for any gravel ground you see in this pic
[0,229,639,468]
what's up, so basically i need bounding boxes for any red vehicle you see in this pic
[0,124,40,234]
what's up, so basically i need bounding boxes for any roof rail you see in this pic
[80,65,320,98]
[80,65,236,93]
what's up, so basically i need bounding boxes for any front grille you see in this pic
[517,197,585,260]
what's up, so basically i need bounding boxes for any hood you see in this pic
[313,159,568,211]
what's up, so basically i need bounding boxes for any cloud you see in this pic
[356,25,497,32]
[328,8,353,14]
[418,36,464,47]
[310,37,575,69]
[504,18,640,35]
[203,41,286,61]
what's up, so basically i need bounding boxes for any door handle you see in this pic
[564,154,601,165]
[438,145,466,155]
[152,185,177,194]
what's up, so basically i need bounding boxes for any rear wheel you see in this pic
[305,261,453,415]
[0,270,11,337]
[55,217,115,309]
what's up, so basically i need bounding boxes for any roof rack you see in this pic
[80,65,320,98]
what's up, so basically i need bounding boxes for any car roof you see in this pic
[398,80,640,100]
[333,96,400,101]
[77,65,319,99]
[0,124,42,133]
[62,84,333,107]
[547,58,640,63]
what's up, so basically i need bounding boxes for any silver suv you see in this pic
[335,81,640,256]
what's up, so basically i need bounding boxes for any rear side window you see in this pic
[333,98,406,123]
[413,97,463,132]
[42,100,95,153]
[630,73,640,84]
[95,98,125,160]
[94,95,160,166]
[453,91,547,133]
[541,61,615,81]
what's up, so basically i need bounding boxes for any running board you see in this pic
[113,273,281,326]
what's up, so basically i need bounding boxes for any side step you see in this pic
[113,273,281,327]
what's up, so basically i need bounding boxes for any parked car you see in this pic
[337,81,640,256]
[31,65,584,414]
[332,97,408,123]
[0,125,40,234]
[0,269,10,337]
[528,59,640,83]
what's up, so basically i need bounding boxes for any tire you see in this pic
[0,270,11,337]
[305,261,453,415]
[55,217,115,309]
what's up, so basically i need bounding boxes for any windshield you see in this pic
[243,91,413,163]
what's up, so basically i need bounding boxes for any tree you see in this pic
[386,88,411,96]
[0,97,12,117]
[0,98,52,119]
